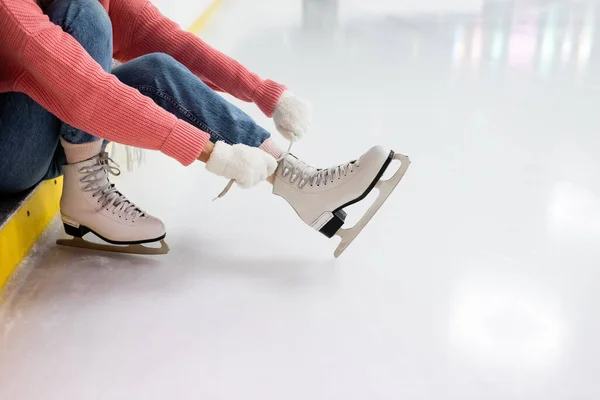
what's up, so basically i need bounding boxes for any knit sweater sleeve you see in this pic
[110,0,286,117]
[0,0,209,166]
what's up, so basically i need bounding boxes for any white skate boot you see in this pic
[56,151,169,255]
[274,146,410,257]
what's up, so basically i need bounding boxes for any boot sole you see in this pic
[63,223,166,245]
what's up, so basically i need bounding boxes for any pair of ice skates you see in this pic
[57,145,410,258]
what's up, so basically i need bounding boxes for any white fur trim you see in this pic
[206,141,233,177]
[272,91,312,141]
[206,142,277,188]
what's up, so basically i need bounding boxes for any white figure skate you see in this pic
[273,146,410,257]
[56,151,169,255]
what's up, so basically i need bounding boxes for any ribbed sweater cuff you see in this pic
[253,80,287,117]
[161,121,210,166]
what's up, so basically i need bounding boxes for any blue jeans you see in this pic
[0,0,271,195]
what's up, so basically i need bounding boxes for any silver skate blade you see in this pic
[56,237,170,255]
[334,153,411,258]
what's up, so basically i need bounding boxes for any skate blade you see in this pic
[334,153,411,258]
[56,237,170,255]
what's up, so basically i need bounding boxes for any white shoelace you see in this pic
[282,156,359,189]
[213,142,359,200]
[79,152,147,221]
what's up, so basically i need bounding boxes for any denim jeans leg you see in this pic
[112,53,272,148]
[0,93,63,194]
[44,0,113,145]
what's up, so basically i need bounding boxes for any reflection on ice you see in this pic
[548,181,600,237]
[450,275,564,371]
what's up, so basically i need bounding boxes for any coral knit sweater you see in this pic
[0,0,286,166]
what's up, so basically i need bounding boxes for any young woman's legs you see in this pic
[0,93,63,193]
[111,53,282,159]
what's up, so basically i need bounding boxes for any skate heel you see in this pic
[61,213,90,238]
[319,209,347,238]
[63,223,90,238]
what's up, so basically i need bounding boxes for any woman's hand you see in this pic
[206,142,277,188]
[272,91,312,142]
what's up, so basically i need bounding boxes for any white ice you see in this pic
[2,0,600,399]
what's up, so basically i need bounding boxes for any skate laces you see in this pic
[213,142,359,200]
[79,152,147,221]
[283,156,359,189]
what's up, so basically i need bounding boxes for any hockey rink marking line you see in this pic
[0,1,224,294]
[0,178,64,290]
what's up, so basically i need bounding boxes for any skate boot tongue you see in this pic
[80,152,147,221]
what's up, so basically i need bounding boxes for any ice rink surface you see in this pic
[2,0,600,398]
